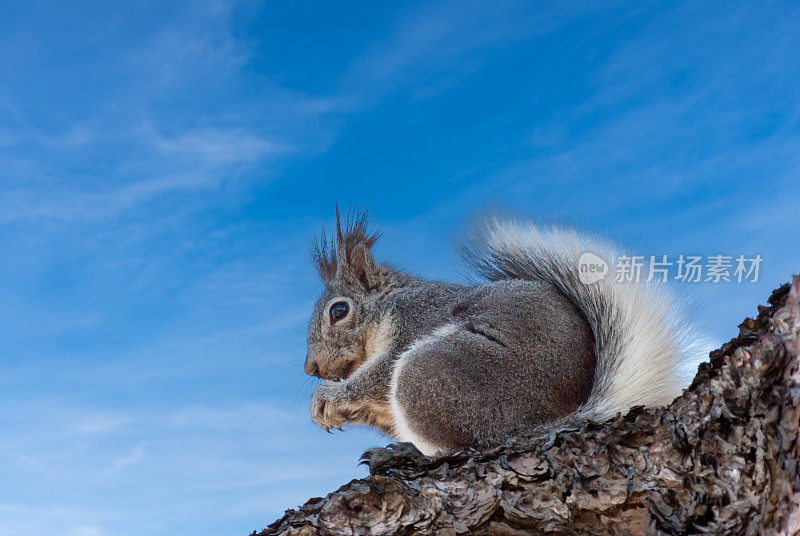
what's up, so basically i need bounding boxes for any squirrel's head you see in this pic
[305,209,390,381]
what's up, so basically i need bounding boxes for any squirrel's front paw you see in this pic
[310,383,352,432]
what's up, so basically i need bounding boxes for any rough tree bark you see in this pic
[255,277,800,536]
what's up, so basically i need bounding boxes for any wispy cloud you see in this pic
[437,2,800,225]
[146,125,289,167]
[0,504,110,536]
[0,2,331,225]
[339,0,629,104]
[103,444,146,476]
[0,399,375,536]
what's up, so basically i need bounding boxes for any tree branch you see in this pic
[255,277,800,535]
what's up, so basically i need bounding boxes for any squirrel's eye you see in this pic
[329,301,350,324]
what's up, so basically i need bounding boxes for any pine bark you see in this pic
[255,277,800,536]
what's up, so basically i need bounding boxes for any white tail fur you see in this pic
[461,218,698,419]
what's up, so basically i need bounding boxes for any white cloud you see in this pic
[0,398,377,536]
[0,504,111,536]
[71,415,131,436]
[340,0,625,103]
[103,444,146,476]
[145,124,289,166]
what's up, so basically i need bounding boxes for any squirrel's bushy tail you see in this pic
[461,217,698,419]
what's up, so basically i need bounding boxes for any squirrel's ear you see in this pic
[347,243,379,290]
[336,242,379,290]
[329,207,381,290]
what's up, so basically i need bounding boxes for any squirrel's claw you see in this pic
[360,442,432,476]
[310,384,350,432]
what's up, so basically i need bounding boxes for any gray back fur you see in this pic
[459,217,698,419]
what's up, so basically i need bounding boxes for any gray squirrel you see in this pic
[304,209,695,456]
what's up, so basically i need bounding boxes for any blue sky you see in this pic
[0,1,798,535]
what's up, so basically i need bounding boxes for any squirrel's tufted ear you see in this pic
[311,207,380,287]
[343,242,379,290]
[334,207,380,290]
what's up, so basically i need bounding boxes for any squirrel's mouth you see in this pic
[325,361,357,382]
[320,360,357,383]
[306,345,364,381]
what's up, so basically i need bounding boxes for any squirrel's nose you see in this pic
[304,355,320,377]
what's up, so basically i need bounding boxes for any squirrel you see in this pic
[304,209,696,456]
